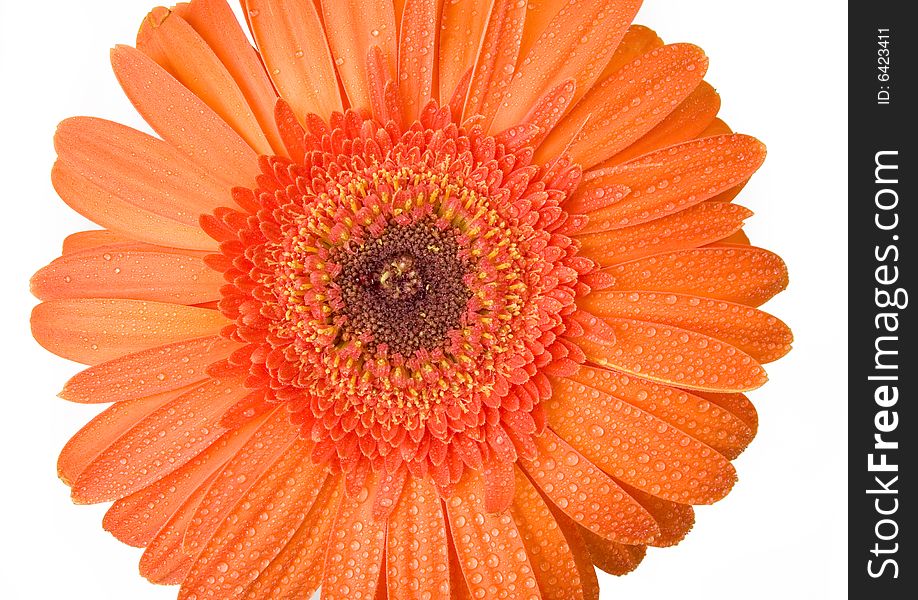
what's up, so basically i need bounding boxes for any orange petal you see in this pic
[547,373,737,504]
[397,0,438,125]
[516,0,566,62]
[50,161,216,251]
[57,385,195,486]
[599,24,664,81]
[540,44,708,168]
[701,117,732,137]
[616,481,695,548]
[438,0,489,105]
[137,7,273,154]
[54,117,232,223]
[578,527,646,576]
[521,430,658,544]
[599,81,721,168]
[713,227,750,244]
[386,476,451,599]
[576,135,764,234]
[322,0,397,111]
[579,291,792,363]
[577,202,752,267]
[31,299,229,365]
[175,0,284,154]
[692,390,759,435]
[448,525,473,600]
[602,245,789,306]
[321,471,387,598]
[71,374,249,503]
[31,247,224,305]
[59,335,238,404]
[521,78,577,149]
[178,438,328,600]
[492,0,642,132]
[62,230,137,254]
[183,407,300,554]
[242,474,344,599]
[103,413,264,547]
[247,0,342,122]
[110,45,260,188]
[510,467,592,600]
[462,0,526,129]
[546,509,600,600]
[446,471,539,599]
[577,317,768,392]
[139,470,215,585]
[561,364,755,460]
[482,454,516,514]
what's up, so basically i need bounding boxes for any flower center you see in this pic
[378,253,421,300]
[208,105,594,494]
[333,218,471,357]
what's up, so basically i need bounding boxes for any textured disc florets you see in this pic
[205,104,596,496]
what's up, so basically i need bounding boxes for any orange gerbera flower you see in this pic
[30,0,792,598]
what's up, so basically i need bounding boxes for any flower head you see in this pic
[31,0,791,598]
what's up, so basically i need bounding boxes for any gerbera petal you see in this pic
[246,0,342,123]
[57,385,195,486]
[183,407,300,554]
[539,44,708,168]
[562,365,755,460]
[71,374,249,503]
[547,374,737,504]
[491,0,642,132]
[437,0,489,105]
[580,291,792,363]
[599,81,721,168]
[575,134,765,234]
[54,117,233,221]
[386,475,451,599]
[446,471,540,599]
[521,78,577,149]
[178,437,328,600]
[397,0,439,125]
[322,0,397,111]
[602,245,789,306]
[516,0,566,61]
[578,527,646,576]
[510,467,593,600]
[50,162,216,251]
[462,0,526,128]
[103,413,264,547]
[521,430,658,544]
[136,7,273,154]
[577,202,752,266]
[242,474,344,599]
[31,247,224,305]
[577,317,768,392]
[110,45,261,188]
[616,481,695,548]
[448,535,474,600]
[174,0,285,154]
[59,335,238,404]
[692,390,759,434]
[62,230,137,254]
[139,471,215,585]
[321,472,388,599]
[599,24,664,81]
[701,117,733,137]
[31,299,229,365]
[547,510,600,600]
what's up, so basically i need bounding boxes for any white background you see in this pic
[0,1,847,599]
